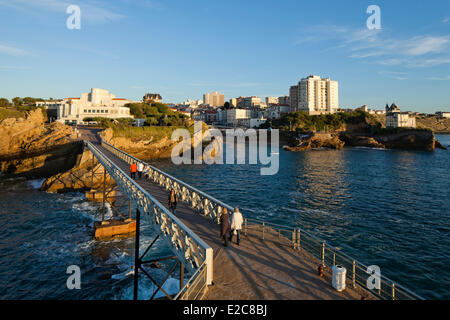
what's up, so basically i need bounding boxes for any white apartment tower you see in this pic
[297,75,339,115]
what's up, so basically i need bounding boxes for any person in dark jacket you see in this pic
[219,208,230,247]
[168,189,178,214]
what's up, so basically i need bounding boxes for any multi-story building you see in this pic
[265,96,279,105]
[436,111,450,119]
[203,91,225,107]
[296,75,339,115]
[143,93,162,103]
[37,88,134,125]
[279,95,290,106]
[385,103,416,128]
[237,96,262,109]
[226,108,251,126]
[266,104,291,120]
[289,86,299,112]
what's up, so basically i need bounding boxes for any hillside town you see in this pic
[10,74,445,130]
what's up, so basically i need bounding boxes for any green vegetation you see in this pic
[0,97,48,121]
[111,125,195,142]
[261,110,381,133]
[125,102,189,127]
[0,107,26,121]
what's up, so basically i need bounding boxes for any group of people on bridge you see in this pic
[129,161,244,247]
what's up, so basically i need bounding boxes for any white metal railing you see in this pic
[101,140,235,224]
[85,141,213,296]
[100,139,423,300]
[244,218,423,300]
[175,261,208,300]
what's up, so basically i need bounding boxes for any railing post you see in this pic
[262,222,265,240]
[321,242,325,266]
[180,262,184,290]
[333,252,336,266]
[352,260,356,288]
[292,229,296,249]
[392,283,396,300]
[297,229,300,250]
[244,218,247,236]
[102,168,106,222]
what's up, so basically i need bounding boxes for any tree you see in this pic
[12,97,22,106]
[223,101,231,109]
[0,98,11,108]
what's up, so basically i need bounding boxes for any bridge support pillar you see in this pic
[133,208,141,300]
[180,263,184,289]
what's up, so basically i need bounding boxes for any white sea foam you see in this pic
[116,276,180,300]
[27,178,46,189]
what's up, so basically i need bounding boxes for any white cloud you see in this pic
[0,65,31,69]
[404,36,449,56]
[426,75,450,81]
[0,0,125,23]
[378,70,408,81]
[295,24,450,68]
[444,17,450,23]
[0,43,28,56]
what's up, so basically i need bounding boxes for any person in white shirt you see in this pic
[137,162,144,179]
[229,207,244,245]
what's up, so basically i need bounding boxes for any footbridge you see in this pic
[82,131,422,301]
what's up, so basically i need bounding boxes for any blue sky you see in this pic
[0,0,449,112]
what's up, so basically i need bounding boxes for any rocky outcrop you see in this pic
[374,130,435,151]
[339,134,385,149]
[0,109,80,177]
[0,109,45,156]
[101,127,178,159]
[100,124,207,160]
[41,148,116,193]
[283,132,345,152]
[283,130,437,152]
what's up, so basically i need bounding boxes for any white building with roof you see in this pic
[37,88,135,125]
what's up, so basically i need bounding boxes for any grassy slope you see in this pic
[0,107,26,121]
[110,122,202,142]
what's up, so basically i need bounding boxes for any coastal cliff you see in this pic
[0,109,81,177]
[285,129,438,152]
[100,127,179,159]
[283,132,345,151]
[280,112,441,152]
[41,148,116,193]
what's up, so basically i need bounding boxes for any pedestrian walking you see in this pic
[130,162,137,180]
[137,162,144,179]
[229,207,243,245]
[168,189,178,214]
[219,209,230,247]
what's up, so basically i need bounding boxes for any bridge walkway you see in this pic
[90,139,365,300]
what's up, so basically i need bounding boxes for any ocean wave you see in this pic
[27,178,46,189]
[115,276,180,300]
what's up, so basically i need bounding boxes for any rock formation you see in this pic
[283,132,345,152]
[374,130,435,151]
[41,148,116,193]
[0,109,81,177]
